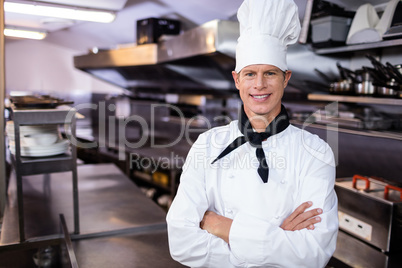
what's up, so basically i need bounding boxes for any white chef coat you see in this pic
[166,120,338,268]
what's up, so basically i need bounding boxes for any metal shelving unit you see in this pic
[291,120,402,141]
[304,94,402,141]
[9,106,79,242]
[308,94,402,106]
[314,38,402,55]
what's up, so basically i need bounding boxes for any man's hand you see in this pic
[280,201,322,231]
[200,211,232,243]
[200,202,321,244]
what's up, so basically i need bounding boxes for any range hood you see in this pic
[74,19,239,95]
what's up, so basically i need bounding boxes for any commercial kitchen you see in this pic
[0,0,402,267]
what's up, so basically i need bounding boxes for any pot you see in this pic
[355,81,376,95]
[377,86,398,97]
[376,79,400,97]
[362,66,383,84]
[386,62,402,84]
[330,79,354,94]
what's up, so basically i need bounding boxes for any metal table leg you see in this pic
[16,173,25,242]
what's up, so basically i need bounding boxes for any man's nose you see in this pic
[254,74,265,89]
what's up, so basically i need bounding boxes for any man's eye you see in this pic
[245,73,254,77]
[265,72,276,76]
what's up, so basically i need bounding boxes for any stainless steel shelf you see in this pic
[19,153,73,163]
[314,38,402,55]
[11,153,74,176]
[10,106,77,125]
[291,120,402,141]
[308,94,402,106]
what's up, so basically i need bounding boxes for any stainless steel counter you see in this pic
[0,163,184,267]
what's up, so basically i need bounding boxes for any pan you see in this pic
[362,66,382,84]
[366,54,391,82]
[331,63,355,94]
[386,62,402,84]
[375,79,400,97]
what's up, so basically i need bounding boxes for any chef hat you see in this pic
[235,0,301,72]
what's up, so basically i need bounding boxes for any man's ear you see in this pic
[284,70,292,88]
[232,71,240,90]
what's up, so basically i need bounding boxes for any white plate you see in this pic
[9,139,70,157]
[7,130,60,141]
[22,133,59,146]
[6,121,59,136]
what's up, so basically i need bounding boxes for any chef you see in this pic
[166,0,338,267]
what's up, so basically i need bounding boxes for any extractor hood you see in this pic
[74,19,239,94]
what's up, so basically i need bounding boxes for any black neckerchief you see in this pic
[211,104,290,183]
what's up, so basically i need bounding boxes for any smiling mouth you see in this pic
[251,94,271,99]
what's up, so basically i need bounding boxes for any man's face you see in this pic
[232,64,291,121]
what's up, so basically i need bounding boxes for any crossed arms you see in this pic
[200,201,323,243]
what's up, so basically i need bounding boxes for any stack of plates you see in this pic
[6,121,70,157]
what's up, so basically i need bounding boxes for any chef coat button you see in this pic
[280,180,286,184]
[229,174,235,179]
[226,209,233,214]
[275,215,279,219]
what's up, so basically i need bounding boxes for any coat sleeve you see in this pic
[228,135,338,268]
[166,133,235,267]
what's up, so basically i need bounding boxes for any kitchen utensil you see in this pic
[336,65,375,95]
[366,54,391,82]
[336,62,357,82]
[376,78,400,97]
[377,86,398,97]
[336,62,347,80]
[362,66,383,84]
[330,79,354,94]
[331,62,356,94]
[355,81,376,95]
[386,62,402,84]
[354,68,370,83]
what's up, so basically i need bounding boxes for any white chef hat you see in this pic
[235,0,301,72]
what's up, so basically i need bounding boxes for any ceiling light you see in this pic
[4,1,116,23]
[4,28,47,40]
